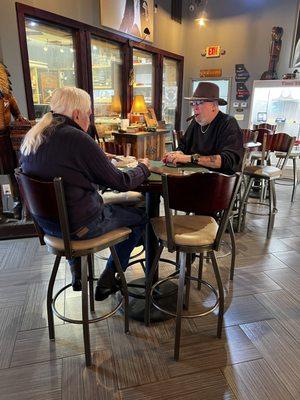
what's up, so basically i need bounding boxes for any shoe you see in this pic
[95,268,121,301]
[72,277,82,291]
[70,263,82,292]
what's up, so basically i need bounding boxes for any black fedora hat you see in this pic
[185,82,227,105]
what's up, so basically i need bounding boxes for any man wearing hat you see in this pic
[163,82,243,174]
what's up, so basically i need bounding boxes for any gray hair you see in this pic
[21,87,91,156]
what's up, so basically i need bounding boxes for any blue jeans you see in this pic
[39,204,147,272]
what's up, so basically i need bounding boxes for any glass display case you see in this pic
[162,57,179,150]
[25,18,77,119]
[133,49,154,106]
[91,38,123,136]
[250,80,300,138]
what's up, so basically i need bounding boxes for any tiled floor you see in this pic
[0,184,299,399]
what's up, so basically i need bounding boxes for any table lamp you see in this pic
[111,94,122,116]
[130,95,147,125]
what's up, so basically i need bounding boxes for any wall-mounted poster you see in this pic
[100,0,154,42]
[290,4,300,68]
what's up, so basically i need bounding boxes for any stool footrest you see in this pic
[52,283,123,324]
[150,274,219,319]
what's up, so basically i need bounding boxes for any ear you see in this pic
[72,109,80,120]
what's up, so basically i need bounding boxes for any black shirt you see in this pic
[177,111,243,174]
[20,115,150,231]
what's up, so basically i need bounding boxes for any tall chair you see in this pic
[15,169,131,367]
[238,133,295,238]
[145,171,241,361]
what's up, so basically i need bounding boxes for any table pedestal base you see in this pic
[120,277,178,322]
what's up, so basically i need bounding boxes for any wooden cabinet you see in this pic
[112,130,168,161]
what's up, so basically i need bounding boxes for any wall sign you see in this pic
[201,46,226,58]
[235,64,250,100]
[200,69,222,78]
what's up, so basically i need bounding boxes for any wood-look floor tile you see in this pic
[11,321,110,367]
[241,319,300,399]
[0,306,23,369]
[255,290,300,341]
[280,236,300,251]
[265,269,300,301]
[62,351,120,400]
[120,368,236,400]
[0,359,62,400]
[0,238,39,270]
[108,316,171,389]
[0,269,32,287]
[236,237,293,257]
[223,359,295,400]
[161,325,261,378]
[20,279,65,330]
[204,268,282,297]
[273,250,300,274]
[0,284,27,308]
[229,253,288,274]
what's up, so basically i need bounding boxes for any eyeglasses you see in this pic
[190,100,214,106]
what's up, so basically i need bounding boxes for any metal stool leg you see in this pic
[267,180,275,239]
[110,246,129,334]
[174,252,186,361]
[237,177,254,232]
[228,218,236,281]
[197,253,204,290]
[81,255,91,366]
[184,254,191,310]
[209,251,224,339]
[87,254,95,313]
[144,243,164,326]
[292,157,298,203]
[47,255,61,341]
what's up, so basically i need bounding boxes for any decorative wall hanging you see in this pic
[100,0,154,42]
[261,26,283,80]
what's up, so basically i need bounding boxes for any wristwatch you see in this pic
[191,153,200,164]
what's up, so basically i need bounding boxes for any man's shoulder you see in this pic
[218,112,240,129]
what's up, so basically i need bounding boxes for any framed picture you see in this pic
[144,107,158,127]
[100,0,154,42]
[290,3,300,68]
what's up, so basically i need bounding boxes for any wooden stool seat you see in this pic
[44,227,131,253]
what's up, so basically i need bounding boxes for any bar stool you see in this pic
[238,133,295,238]
[15,169,131,367]
[275,148,300,202]
[145,171,241,361]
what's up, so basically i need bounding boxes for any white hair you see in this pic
[21,87,91,156]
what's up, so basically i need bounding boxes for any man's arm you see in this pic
[195,154,222,169]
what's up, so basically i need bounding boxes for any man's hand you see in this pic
[162,151,191,165]
[139,158,150,168]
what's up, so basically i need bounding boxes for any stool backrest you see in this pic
[172,130,184,151]
[253,123,276,132]
[162,172,242,251]
[241,129,258,144]
[15,169,72,258]
[270,133,296,170]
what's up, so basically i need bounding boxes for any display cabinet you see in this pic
[133,49,154,106]
[250,80,300,138]
[17,3,184,131]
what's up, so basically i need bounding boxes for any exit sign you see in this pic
[206,46,221,58]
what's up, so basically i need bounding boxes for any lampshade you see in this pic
[131,95,148,114]
[111,95,122,113]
